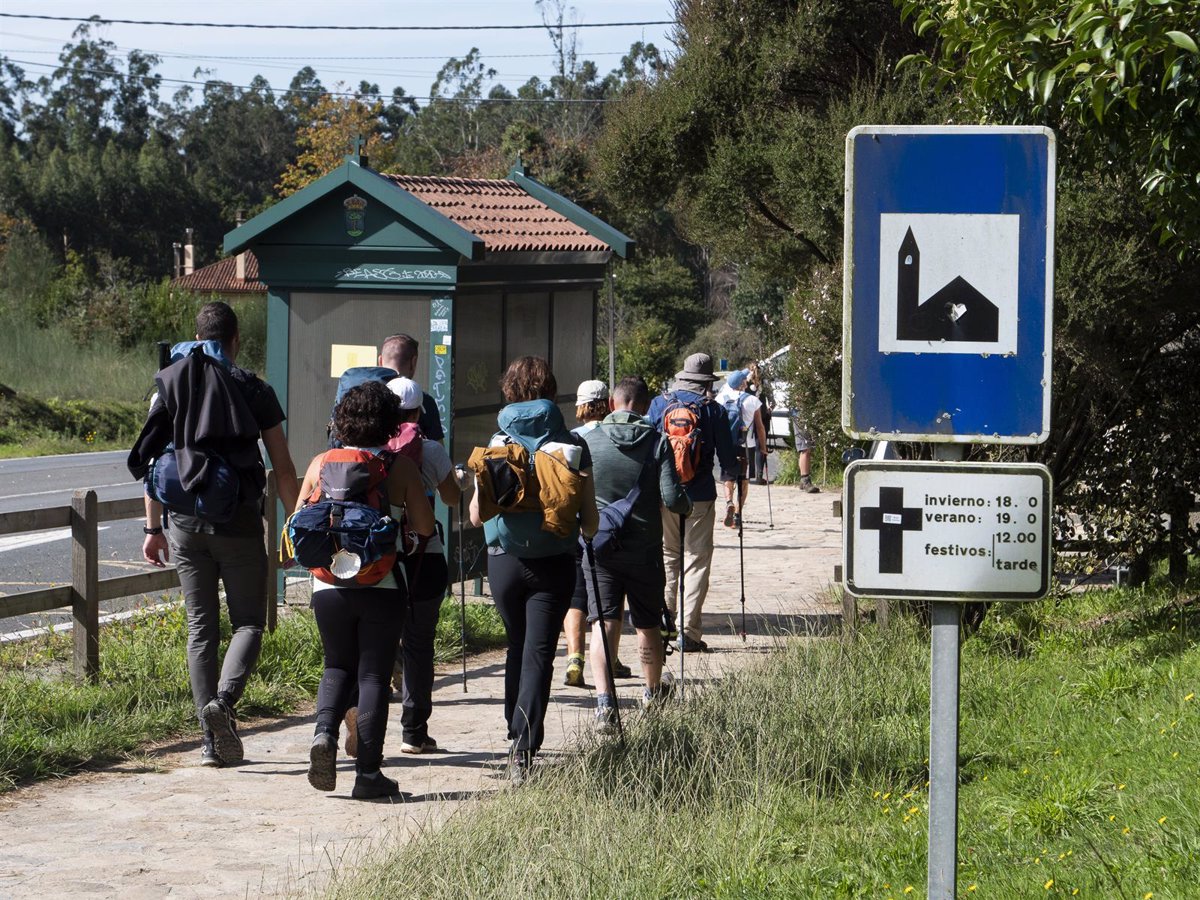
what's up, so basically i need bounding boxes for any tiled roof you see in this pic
[381,175,610,253]
[172,252,266,294]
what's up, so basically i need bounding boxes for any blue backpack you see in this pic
[722,392,748,449]
[147,445,241,523]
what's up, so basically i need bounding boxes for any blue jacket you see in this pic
[646,389,738,502]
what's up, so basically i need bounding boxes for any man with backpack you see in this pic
[646,353,738,653]
[715,368,769,528]
[331,333,444,442]
[582,376,692,728]
[130,301,299,768]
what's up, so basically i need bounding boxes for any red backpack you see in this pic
[297,448,396,586]
[661,393,703,485]
[385,422,424,468]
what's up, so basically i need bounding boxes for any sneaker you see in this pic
[400,736,439,755]
[723,503,736,528]
[351,770,400,800]
[343,707,358,759]
[307,732,338,792]
[594,693,617,735]
[675,636,709,653]
[200,697,243,765]
[563,653,585,687]
[733,512,742,528]
[800,476,820,494]
[641,683,674,709]
[199,733,222,768]
[611,658,633,679]
[508,748,533,787]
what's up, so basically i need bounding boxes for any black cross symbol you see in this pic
[859,486,923,574]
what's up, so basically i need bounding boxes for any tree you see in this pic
[275,87,390,196]
[900,0,1200,253]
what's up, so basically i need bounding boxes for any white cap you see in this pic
[576,379,609,404]
[387,376,423,410]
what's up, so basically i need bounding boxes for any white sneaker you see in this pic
[400,737,439,755]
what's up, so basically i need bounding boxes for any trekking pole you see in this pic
[765,448,775,529]
[583,539,624,743]
[739,434,748,642]
[678,513,686,701]
[458,487,468,692]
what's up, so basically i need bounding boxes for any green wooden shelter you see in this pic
[224,152,633,573]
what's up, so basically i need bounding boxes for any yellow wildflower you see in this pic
[1045,878,1054,889]
[967,886,977,893]
[1185,692,1194,701]
[909,806,920,815]
[1158,816,1167,824]
[1123,826,1131,835]
[904,887,914,895]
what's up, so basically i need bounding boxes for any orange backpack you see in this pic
[661,394,703,485]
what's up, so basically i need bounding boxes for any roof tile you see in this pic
[172,252,265,294]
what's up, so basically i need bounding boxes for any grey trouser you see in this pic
[168,528,267,721]
[662,500,716,642]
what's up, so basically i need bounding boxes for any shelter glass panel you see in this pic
[451,412,501,468]
[505,292,550,362]
[453,293,504,411]
[287,291,430,465]
[552,290,594,400]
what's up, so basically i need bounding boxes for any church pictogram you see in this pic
[896,227,1000,343]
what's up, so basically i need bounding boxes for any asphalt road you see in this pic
[0,450,155,635]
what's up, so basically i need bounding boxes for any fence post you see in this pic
[71,489,99,682]
[265,469,279,632]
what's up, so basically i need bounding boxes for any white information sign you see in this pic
[844,460,1052,600]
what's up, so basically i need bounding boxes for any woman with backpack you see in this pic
[468,357,599,784]
[293,381,435,800]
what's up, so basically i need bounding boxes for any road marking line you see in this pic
[0,526,110,553]
[0,482,132,501]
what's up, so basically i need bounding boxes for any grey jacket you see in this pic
[584,410,692,558]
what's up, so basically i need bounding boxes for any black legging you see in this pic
[312,585,406,773]
[487,551,575,755]
[399,552,449,745]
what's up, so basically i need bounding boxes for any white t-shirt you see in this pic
[418,439,453,554]
[715,384,763,449]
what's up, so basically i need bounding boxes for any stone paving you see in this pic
[0,482,841,898]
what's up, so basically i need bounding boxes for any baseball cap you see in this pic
[727,368,749,389]
[387,376,423,410]
[576,379,609,404]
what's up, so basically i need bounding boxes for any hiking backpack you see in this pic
[385,421,424,469]
[282,448,398,587]
[721,391,749,449]
[660,393,703,485]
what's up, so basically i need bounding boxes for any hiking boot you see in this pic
[675,635,709,653]
[611,658,633,679]
[343,707,358,759]
[594,693,617,735]
[200,697,243,765]
[563,652,585,687]
[400,736,439,755]
[351,770,400,800]
[199,732,222,768]
[800,476,820,494]
[723,503,737,528]
[733,512,742,528]
[307,731,338,792]
[752,477,768,486]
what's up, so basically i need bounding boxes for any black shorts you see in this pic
[580,552,666,628]
[570,544,588,613]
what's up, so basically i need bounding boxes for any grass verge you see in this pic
[0,596,506,791]
[326,581,1199,899]
[0,385,145,458]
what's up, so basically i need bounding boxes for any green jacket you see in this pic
[584,410,692,558]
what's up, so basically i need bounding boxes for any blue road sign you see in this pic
[843,126,1055,444]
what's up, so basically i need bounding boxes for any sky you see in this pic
[0,1,678,104]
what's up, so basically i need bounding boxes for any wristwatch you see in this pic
[143,526,163,535]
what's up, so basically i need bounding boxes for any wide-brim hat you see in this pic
[674,352,717,383]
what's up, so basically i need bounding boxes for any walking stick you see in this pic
[458,486,467,692]
[678,513,686,700]
[738,430,748,642]
[583,539,623,743]
[765,450,774,529]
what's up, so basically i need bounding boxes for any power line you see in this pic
[1,45,632,62]
[6,58,622,104]
[0,13,674,31]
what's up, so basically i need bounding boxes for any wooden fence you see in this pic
[0,472,281,683]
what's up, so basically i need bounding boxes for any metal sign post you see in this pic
[844,124,1056,896]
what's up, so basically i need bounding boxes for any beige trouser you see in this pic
[662,500,715,642]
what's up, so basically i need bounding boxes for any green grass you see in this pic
[324,579,1200,900]
[773,447,845,489]
[0,596,506,791]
